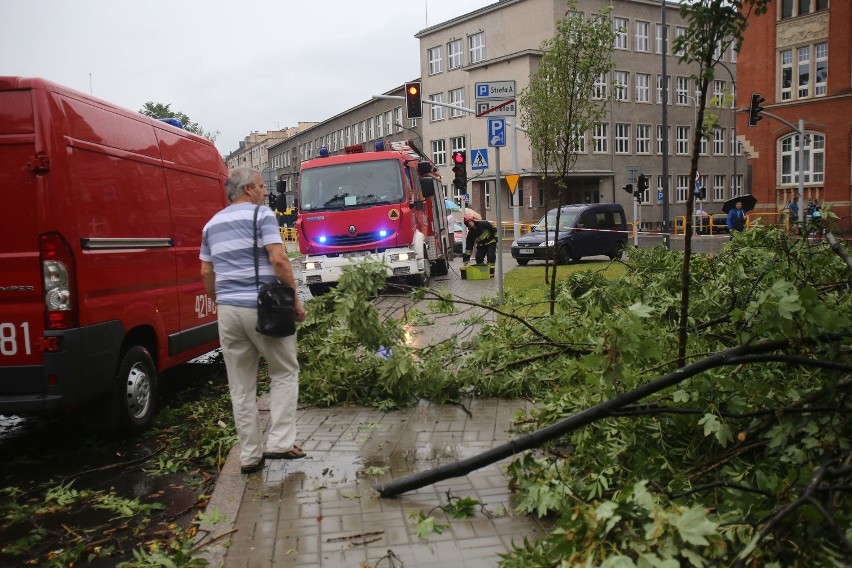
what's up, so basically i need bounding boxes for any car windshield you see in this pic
[532,211,579,232]
[299,160,404,212]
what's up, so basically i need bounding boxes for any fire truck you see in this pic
[296,141,452,296]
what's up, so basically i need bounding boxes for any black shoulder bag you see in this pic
[253,205,297,337]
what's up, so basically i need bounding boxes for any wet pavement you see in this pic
[195,251,553,567]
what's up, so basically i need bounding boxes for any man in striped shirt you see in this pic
[200,167,306,474]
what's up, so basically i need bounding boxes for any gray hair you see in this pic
[225,167,259,203]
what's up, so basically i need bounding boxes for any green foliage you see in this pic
[496,229,851,566]
[139,101,219,143]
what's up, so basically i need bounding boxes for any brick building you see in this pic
[736,0,851,229]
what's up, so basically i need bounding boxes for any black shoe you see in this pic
[240,457,265,474]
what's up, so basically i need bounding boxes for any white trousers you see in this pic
[217,304,300,467]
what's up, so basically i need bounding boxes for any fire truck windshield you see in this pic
[299,160,405,212]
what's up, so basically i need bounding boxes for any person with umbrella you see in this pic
[727,200,747,234]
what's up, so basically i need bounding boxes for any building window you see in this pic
[612,70,629,101]
[428,46,442,75]
[367,118,375,141]
[798,45,810,98]
[815,42,828,96]
[656,74,670,104]
[636,73,650,103]
[675,26,687,57]
[635,21,649,52]
[713,80,725,106]
[345,126,351,146]
[449,87,465,118]
[676,175,690,203]
[614,17,629,50]
[360,121,366,142]
[655,23,669,54]
[713,174,726,202]
[700,135,708,156]
[731,129,741,156]
[394,108,402,132]
[447,39,463,69]
[593,73,607,99]
[731,174,743,198]
[571,127,586,154]
[781,49,793,101]
[781,41,828,102]
[429,93,445,122]
[676,76,690,105]
[676,126,690,155]
[469,32,485,64]
[657,125,671,155]
[593,123,608,153]
[780,132,825,185]
[781,0,830,19]
[636,124,651,154]
[484,180,492,211]
[714,127,726,155]
[386,111,394,135]
[614,123,630,154]
[431,139,446,166]
[450,136,466,154]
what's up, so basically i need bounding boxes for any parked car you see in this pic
[510,203,628,265]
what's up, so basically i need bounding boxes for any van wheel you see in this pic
[557,245,572,265]
[609,242,625,260]
[516,258,529,266]
[115,346,157,431]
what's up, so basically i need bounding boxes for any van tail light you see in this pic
[39,233,78,329]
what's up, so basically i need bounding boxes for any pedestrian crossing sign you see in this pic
[471,148,488,170]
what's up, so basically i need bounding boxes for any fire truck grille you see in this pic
[319,232,383,247]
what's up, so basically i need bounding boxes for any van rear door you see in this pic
[0,87,44,373]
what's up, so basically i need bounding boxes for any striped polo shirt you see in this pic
[200,203,283,308]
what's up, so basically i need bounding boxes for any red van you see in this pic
[0,77,228,430]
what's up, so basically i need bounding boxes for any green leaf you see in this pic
[671,507,718,546]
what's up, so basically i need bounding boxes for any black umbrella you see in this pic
[722,194,757,213]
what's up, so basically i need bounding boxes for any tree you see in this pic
[671,0,770,364]
[139,101,220,143]
[518,2,616,315]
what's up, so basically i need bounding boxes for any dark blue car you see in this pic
[510,203,628,265]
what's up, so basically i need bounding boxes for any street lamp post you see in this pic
[715,61,739,198]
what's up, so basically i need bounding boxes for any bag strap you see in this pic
[253,205,261,292]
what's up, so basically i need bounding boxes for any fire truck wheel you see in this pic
[114,345,158,431]
[433,259,449,276]
[308,283,333,297]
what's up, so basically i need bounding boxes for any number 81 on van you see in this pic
[0,322,32,356]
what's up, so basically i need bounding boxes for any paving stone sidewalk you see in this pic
[197,252,553,567]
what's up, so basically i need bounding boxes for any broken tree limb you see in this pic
[374,332,850,498]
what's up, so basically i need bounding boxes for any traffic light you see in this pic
[451,150,467,190]
[637,174,649,192]
[405,81,422,119]
[748,93,765,127]
[697,186,706,200]
[623,183,633,195]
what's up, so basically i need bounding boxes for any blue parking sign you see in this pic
[657,190,664,202]
[487,118,506,147]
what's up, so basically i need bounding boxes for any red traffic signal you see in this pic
[405,81,422,119]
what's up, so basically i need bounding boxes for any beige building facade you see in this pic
[417,0,742,230]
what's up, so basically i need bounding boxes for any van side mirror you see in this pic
[419,177,436,198]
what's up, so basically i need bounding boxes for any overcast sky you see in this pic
[1,0,495,154]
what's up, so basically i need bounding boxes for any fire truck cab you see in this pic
[296,141,452,296]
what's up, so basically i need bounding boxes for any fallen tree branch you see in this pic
[375,331,851,497]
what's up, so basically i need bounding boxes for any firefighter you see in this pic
[463,215,498,266]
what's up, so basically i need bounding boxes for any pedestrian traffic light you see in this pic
[405,81,422,119]
[748,93,765,127]
[698,186,706,200]
[451,150,467,190]
[623,183,633,195]
[637,174,649,192]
